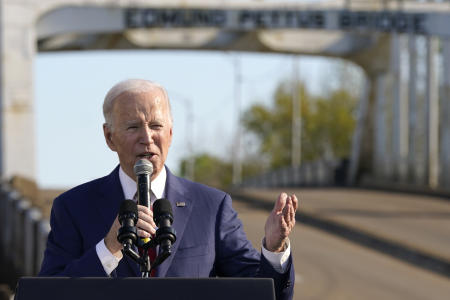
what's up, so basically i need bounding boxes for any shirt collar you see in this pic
[151,166,167,199]
[119,165,167,201]
[119,167,136,200]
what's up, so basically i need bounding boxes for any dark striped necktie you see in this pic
[135,191,157,277]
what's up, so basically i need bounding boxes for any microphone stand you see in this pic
[121,238,172,278]
[137,239,155,278]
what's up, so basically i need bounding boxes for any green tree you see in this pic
[179,75,359,188]
[242,81,357,169]
[243,82,311,168]
[179,152,266,189]
[179,153,232,189]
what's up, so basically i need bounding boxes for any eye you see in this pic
[127,125,138,131]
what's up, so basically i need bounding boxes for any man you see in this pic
[39,79,298,300]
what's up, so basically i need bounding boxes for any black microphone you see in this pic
[133,159,153,243]
[153,198,177,253]
[117,200,138,247]
[133,159,153,208]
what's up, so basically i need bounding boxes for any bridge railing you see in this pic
[0,183,50,277]
[239,158,344,188]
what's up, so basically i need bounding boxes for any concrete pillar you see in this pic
[0,186,8,250]
[35,220,50,274]
[293,165,300,186]
[316,160,326,186]
[291,57,301,167]
[425,37,440,188]
[270,170,275,187]
[282,167,289,187]
[13,198,30,273]
[2,189,20,261]
[391,34,409,182]
[440,39,450,188]
[373,72,387,178]
[232,56,242,186]
[408,34,418,183]
[299,165,304,186]
[347,74,370,185]
[24,208,42,275]
[0,3,37,180]
[305,163,312,185]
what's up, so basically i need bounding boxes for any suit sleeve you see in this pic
[214,194,295,300]
[38,196,107,277]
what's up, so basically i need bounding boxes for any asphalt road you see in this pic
[232,197,450,300]
[235,188,450,262]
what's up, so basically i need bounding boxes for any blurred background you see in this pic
[1,0,450,299]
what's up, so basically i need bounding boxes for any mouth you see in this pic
[137,152,156,160]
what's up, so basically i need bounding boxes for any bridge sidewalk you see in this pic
[231,187,450,276]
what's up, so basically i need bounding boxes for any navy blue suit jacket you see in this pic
[39,166,295,300]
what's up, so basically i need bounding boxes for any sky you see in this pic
[35,50,340,189]
[33,0,356,189]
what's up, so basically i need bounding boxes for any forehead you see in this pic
[112,89,169,116]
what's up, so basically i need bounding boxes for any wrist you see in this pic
[105,238,123,258]
[263,237,287,253]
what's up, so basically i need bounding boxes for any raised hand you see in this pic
[264,193,298,252]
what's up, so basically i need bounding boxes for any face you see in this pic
[103,89,173,180]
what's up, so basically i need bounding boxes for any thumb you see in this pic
[273,193,287,214]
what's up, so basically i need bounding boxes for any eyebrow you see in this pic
[124,120,140,126]
[124,119,165,126]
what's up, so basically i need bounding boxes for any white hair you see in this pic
[103,79,172,129]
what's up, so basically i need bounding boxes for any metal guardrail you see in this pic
[0,183,50,277]
[239,159,342,188]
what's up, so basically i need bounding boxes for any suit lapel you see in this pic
[95,165,140,277]
[95,166,123,229]
[156,167,194,277]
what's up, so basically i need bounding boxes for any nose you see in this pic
[139,126,153,145]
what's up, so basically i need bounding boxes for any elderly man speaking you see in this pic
[39,79,298,300]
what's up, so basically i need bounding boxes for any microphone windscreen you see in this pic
[119,199,138,216]
[153,198,173,217]
[134,159,153,176]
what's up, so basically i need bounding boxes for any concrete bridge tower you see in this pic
[1,0,450,193]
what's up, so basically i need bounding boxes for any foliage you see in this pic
[179,152,266,190]
[179,153,232,189]
[179,76,358,188]
[242,81,357,169]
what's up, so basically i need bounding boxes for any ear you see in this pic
[168,126,173,147]
[103,123,117,152]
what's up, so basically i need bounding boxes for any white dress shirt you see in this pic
[96,166,290,275]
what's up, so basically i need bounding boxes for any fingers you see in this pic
[274,193,287,214]
[136,205,156,237]
[290,200,296,224]
[280,195,297,232]
[275,193,298,213]
[279,209,288,236]
[283,194,298,214]
[286,200,296,229]
[291,194,299,212]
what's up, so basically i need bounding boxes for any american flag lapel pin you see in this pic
[176,202,186,207]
